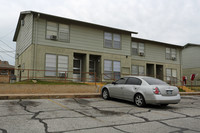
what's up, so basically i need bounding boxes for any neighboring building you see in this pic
[13,11,182,84]
[182,43,200,85]
[0,60,14,83]
[131,37,182,85]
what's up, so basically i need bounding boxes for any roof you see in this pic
[184,43,200,48]
[13,11,138,41]
[132,37,183,47]
[0,60,14,69]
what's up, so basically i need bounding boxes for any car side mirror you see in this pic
[112,82,116,85]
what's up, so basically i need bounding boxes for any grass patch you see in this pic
[178,87,185,92]
[189,87,200,92]
[13,80,88,85]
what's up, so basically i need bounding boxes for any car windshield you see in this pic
[142,77,169,85]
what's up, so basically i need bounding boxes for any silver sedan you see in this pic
[101,76,181,107]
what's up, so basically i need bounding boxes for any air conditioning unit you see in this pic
[50,35,57,40]
[171,57,176,60]
[58,72,66,78]
[139,52,144,56]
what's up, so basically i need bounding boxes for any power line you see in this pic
[0,29,15,39]
[0,55,4,60]
[0,40,15,50]
[0,51,15,53]
[0,46,15,58]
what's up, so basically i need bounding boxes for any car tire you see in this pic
[134,94,146,107]
[102,89,110,100]
[160,104,168,107]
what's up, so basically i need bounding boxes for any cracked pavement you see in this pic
[0,96,200,133]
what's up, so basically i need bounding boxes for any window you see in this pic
[142,77,168,85]
[46,21,58,39]
[132,65,145,75]
[45,54,68,77]
[113,61,121,80]
[59,24,69,42]
[46,21,69,42]
[58,55,68,76]
[138,43,144,54]
[104,60,121,80]
[126,77,142,85]
[104,60,112,79]
[104,32,121,49]
[166,68,177,83]
[113,34,121,49]
[131,42,145,56]
[166,48,176,60]
[115,78,127,84]
[45,54,57,76]
[131,42,138,55]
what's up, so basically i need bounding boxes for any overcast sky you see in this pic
[0,0,200,65]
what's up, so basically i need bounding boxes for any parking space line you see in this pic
[48,99,70,110]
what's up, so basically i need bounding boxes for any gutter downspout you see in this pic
[33,13,40,79]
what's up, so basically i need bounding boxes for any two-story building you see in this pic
[182,43,200,85]
[13,11,182,84]
[131,37,182,84]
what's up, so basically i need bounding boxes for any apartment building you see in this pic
[13,11,182,83]
[131,37,182,84]
[182,43,200,85]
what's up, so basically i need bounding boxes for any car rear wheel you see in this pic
[102,89,110,100]
[134,94,146,107]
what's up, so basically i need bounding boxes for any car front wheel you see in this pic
[102,89,110,100]
[134,94,146,107]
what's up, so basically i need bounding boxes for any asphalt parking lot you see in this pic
[0,96,200,133]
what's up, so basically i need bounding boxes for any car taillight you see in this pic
[153,87,160,95]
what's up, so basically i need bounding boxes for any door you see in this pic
[89,60,95,82]
[73,59,81,82]
[123,77,142,101]
[109,78,127,99]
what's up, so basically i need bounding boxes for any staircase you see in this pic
[179,86,195,92]
[86,82,106,93]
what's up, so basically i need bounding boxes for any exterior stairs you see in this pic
[179,86,195,92]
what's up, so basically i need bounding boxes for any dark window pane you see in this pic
[142,77,168,85]
[126,77,142,85]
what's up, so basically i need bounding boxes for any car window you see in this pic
[126,77,142,85]
[115,78,127,84]
[142,77,168,85]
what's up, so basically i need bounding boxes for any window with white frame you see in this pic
[131,42,145,56]
[45,54,68,77]
[104,60,112,79]
[138,43,145,55]
[132,65,144,75]
[104,60,121,79]
[104,32,121,49]
[113,34,121,49]
[166,48,176,60]
[166,68,177,83]
[46,21,69,42]
[58,55,68,77]
[131,42,138,55]
[46,21,58,39]
[113,61,121,80]
[45,54,57,76]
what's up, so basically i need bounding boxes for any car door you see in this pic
[109,78,127,99]
[123,77,142,101]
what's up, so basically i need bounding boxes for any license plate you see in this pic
[166,90,173,95]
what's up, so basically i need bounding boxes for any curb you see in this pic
[180,92,200,95]
[0,93,101,100]
[0,92,199,100]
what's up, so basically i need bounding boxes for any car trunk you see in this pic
[157,85,179,96]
